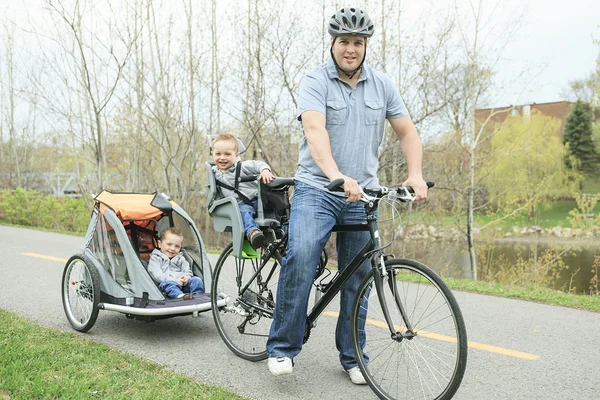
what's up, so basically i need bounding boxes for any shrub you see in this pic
[0,189,90,234]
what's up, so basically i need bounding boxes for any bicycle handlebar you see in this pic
[325,178,434,203]
[238,175,295,188]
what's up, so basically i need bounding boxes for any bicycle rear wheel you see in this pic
[62,254,101,332]
[351,258,467,400]
[211,242,281,361]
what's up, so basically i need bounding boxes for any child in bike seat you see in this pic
[147,227,204,299]
[211,132,275,249]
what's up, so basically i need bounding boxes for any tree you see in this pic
[429,0,525,280]
[484,111,579,220]
[42,0,138,191]
[564,100,598,175]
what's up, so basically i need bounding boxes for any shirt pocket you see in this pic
[365,100,384,125]
[326,100,348,125]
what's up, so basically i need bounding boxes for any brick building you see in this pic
[475,101,599,139]
[475,101,571,138]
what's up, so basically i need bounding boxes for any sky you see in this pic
[490,0,600,106]
[2,0,599,109]
[397,0,600,108]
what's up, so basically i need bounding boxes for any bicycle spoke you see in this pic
[351,259,467,400]
[212,242,282,361]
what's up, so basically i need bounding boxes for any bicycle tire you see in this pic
[211,242,281,361]
[62,254,101,332]
[350,258,467,400]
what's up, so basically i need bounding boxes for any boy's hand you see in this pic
[258,169,275,183]
[175,276,187,286]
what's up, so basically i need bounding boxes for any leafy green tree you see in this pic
[484,112,580,220]
[564,101,598,175]
[593,121,600,155]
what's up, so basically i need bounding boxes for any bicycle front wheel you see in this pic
[211,242,281,361]
[351,258,467,400]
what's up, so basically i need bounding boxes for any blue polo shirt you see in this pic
[295,58,408,190]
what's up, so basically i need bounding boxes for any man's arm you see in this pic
[388,116,428,200]
[301,110,361,202]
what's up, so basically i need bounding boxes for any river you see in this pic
[390,236,599,294]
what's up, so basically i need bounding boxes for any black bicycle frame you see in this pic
[237,200,411,338]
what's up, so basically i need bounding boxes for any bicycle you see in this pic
[210,178,467,400]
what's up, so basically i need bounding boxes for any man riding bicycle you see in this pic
[266,6,428,384]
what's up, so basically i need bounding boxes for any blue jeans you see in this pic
[158,276,205,299]
[266,181,370,370]
[239,199,260,237]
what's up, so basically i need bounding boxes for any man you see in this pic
[266,7,428,385]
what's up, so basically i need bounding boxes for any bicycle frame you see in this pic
[303,201,413,340]
[234,195,414,341]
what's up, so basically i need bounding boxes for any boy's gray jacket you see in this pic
[212,159,270,204]
[147,249,192,283]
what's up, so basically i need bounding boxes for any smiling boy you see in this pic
[147,227,204,299]
[211,133,275,248]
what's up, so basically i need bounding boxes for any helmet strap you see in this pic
[330,37,367,80]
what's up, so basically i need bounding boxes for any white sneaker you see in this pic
[345,366,367,385]
[268,357,293,376]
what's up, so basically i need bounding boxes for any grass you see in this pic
[0,221,86,236]
[393,269,600,312]
[441,277,600,312]
[583,174,600,193]
[0,310,247,400]
[474,199,600,230]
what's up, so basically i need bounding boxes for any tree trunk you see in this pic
[467,146,478,280]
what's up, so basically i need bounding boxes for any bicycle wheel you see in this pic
[62,254,101,332]
[351,258,467,400]
[211,242,281,361]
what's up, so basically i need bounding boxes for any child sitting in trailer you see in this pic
[211,133,275,249]
[147,227,204,299]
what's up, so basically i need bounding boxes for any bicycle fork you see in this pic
[372,257,416,341]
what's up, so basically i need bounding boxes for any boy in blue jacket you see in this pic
[148,227,204,299]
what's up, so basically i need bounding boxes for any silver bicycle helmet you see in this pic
[328,7,374,38]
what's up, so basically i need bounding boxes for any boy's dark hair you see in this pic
[160,227,183,241]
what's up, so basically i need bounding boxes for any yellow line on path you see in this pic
[22,251,540,361]
[322,311,539,360]
[22,252,67,263]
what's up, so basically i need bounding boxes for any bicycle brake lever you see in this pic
[391,187,415,201]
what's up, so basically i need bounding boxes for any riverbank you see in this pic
[404,223,600,245]
[442,277,600,312]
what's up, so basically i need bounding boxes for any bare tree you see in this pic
[44,0,138,191]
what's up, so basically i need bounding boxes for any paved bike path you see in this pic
[1,225,598,399]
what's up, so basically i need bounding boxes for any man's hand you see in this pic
[258,169,275,183]
[402,177,428,201]
[334,175,361,202]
